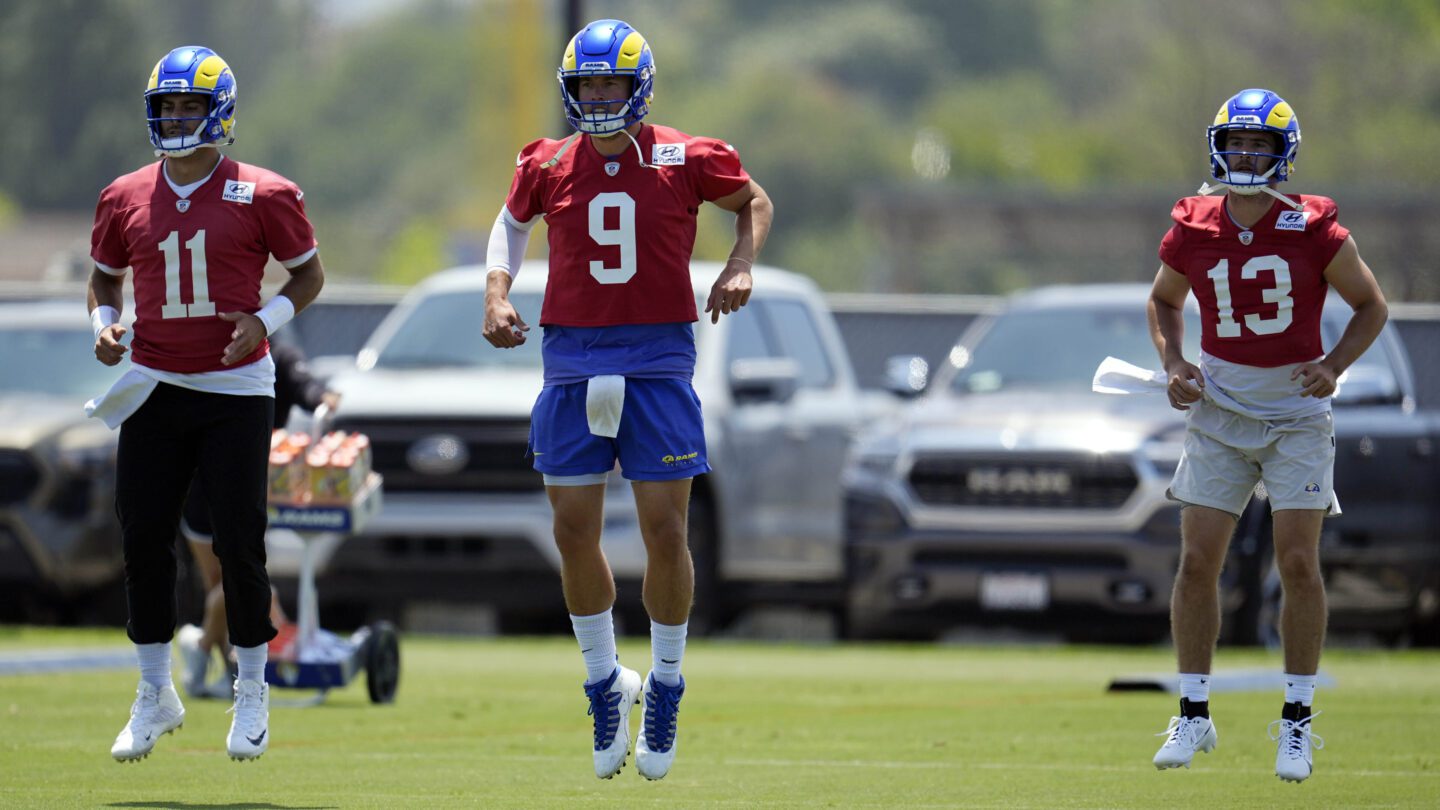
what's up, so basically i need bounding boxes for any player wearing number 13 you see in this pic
[482,19,772,781]
[1147,89,1387,782]
[86,46,324,763]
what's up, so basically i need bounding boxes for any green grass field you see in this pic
[1,626,1436,809]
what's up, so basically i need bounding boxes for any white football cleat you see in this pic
[1153,715,1217,769]
[1270,712,1323,783]
[111,681,185,762]
[176,624,211,699]
[584,666,641,779]
[226,679,270,761]
[635,671,686,781]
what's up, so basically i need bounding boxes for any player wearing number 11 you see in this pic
[1147,89,1386,783]
[481,19,772,781]
[87,46,324,763]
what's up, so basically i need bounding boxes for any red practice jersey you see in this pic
[504,123,750,327]
[91,158,316,373]
[1159,194,1349,367]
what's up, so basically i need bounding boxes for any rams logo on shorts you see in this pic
[662,451,699,465]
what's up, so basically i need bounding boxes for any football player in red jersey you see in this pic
[1147,90,1387,782]
[87,46,324,763]
[481,19,772,780]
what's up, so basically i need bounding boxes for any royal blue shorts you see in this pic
[528,377,710,481]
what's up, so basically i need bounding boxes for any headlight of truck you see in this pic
[1140,425,1186,477]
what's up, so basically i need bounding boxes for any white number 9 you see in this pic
[588,192,636,284]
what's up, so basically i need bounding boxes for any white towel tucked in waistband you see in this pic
[585,375,625,437]
[85,369,159,429]
[1091,356,1167,395]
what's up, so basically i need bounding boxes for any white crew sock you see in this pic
[650,620,688,687]
[234,644,268,684]
[136,643,172,689]
[571,608,618,684]
[1284,673,1317,707]
[1179,672,1211,704]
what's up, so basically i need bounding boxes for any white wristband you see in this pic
[255,295,295,336]
[90,305,120,340]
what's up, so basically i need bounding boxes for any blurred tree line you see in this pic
[2,0,1438,297]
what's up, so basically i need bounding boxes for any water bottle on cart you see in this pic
[264,402,396,705]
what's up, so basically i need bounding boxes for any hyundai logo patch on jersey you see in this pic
[1275,209,1310,231]
[651,143,685,165]
[222,180,255,204]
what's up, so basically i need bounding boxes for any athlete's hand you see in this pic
[706,260,753,324]
[1165,361,1205,411]
[219,311,266,366]
[483,298,529,348]
[94,325,129,366]
[1293,361,1339,398]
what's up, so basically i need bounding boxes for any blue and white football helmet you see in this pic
[145,46,237,157]
[1204,88,1301,195]
[557,19,655,135]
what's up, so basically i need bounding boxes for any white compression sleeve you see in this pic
[485,207,534,279]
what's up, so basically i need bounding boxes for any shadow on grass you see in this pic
[108,804,337,809]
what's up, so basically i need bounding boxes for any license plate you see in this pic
[980,572,1049,611]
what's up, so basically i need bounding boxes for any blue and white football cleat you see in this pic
[635,671,685,780]
[585,666,641,779]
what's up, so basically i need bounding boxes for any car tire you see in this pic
[687,491,724,636]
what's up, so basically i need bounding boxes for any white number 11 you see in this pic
[158,229,215,319]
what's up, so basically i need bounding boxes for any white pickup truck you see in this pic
[311,262,891,631]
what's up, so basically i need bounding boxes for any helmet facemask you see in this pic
[1207,125,1291,195]
[145,47,237,158]
[557,20,655,136]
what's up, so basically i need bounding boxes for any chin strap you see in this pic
[1196,180,1305,211]
[617,126,659,170]
[540,133,580,169]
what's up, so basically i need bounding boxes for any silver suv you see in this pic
[843,283,1440,643]
[319,263,889,631]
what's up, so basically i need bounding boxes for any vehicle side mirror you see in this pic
[729,357,800,404]
[1334,365,1400,405]
[882,355,929,397]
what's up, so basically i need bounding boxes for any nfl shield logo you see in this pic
[604,162,620,176]
[176,199,191,213]
[1238,230,1253,245]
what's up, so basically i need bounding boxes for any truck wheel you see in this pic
[365,620,400,704]
[687,494,723,635]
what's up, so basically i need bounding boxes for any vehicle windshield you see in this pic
[949,306,1202,394]
[372,291,544,370]
[0,325,128,399]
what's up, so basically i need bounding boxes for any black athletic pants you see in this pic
[116,383,278,648]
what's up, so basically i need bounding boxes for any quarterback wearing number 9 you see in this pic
[482,19,772,781]
[1147,89,1386,783]
[87,46,324,764]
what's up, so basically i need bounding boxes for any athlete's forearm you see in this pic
[729,183,773,264]
[1148,297,1188,368]
[1321,298,1388,375]
[275,255,325,314]
[88,267,125,313]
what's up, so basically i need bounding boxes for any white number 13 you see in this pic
[588,192,636,284]
[157,229,215,319]
[1205,254,1292,337]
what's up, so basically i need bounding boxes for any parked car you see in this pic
[316,263,893,632]
[843,283,1440,644]
[0,300,130,622]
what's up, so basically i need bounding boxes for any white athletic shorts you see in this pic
[1168,398,1340,517]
